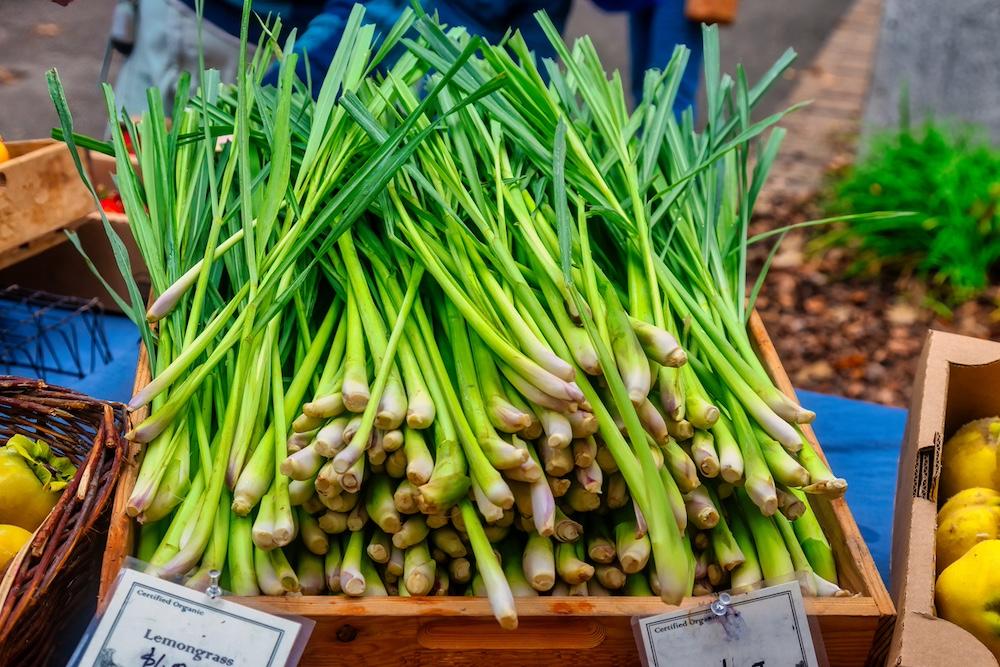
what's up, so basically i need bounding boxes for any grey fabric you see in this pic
[113,0,245,115]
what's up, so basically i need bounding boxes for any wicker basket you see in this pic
[0,377,126,667]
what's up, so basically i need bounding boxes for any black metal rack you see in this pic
[0,285,113,380]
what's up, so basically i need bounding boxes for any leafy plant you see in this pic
[819,119,1000,302]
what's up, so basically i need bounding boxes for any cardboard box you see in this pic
[887,330,1000,666]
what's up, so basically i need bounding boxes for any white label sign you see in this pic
[633,581,819,667]
[74,568,306,667]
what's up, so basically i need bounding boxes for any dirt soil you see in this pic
[750,193,1000,408]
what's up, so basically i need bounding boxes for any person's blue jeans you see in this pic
[628,0,703,115]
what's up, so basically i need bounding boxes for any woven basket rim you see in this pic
[0,375,126,665]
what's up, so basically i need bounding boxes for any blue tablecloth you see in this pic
[53,314,905,584]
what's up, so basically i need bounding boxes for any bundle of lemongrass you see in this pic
[49,2,849,629]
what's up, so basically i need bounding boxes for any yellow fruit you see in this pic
[0,137,8,164]
[937,505,1000,571]
[936,539,1000,660]
[939,487,1000,524]
[0,447,59,532]
[941,417,1000,500]
[0,524,32,573]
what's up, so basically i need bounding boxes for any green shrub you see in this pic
[820,120,1000,302]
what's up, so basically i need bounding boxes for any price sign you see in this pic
[632,581,820,667]
[72,567,311,667]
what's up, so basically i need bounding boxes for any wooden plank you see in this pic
[101,315,894,666]
[0,141,94,257]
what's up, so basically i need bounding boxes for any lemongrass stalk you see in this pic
[690,430,720,478]
[503,383,543,438]
[472,249,575,382]
[469,330,531,433]
[386,449,407,478]
[296,551,325,595]
[566,480,601,512]
[756,428,810,487]
[735,488,794,585]
[538,409,572,449]
[798,433,847,497]
[314,417,349,457]
[267,547,298,593]
[341,455,366,494]
[393,515,429,549]
[776,482,807,520]
[459,499,516,626]
[681,364,720,429]
[323,538,343,594]
[251,490,276,550]
[711,415,744,484]
[335,269,423,471]
[394,206,579,405]
[659,366,686,422]
[614,514,652,574]
[347,501,369,532]
[539,439,574,477]
[431,527,466,558]
[499,363,577,413]
[342,287,370,413]
[280,443,323,481]
[636,398,669,444]
[665,418,694,441]
[473,483,505,524]
[527,468,555,536]
[536,270,601,374]
[595,445,619,474]
[224,329,273,485]
[630,317,686,368]
[318,511,348,534]
[575,463,604,496]
[595,564,626,590]
[449,557,471,584]
[556,540,594,585]
[604,284,650,403]
[572,437,597,468]
[304,393,345,420]
[340,530,366,596]
[269,345,295,547]
[624,572,653,596]
[287,430,317,453]
[130,285,250,410]
[724,390,778,515]
[227,513,259,595]
[327,491,358,513]
[684,486,720,529]
[367,433,386,466]
[186,493,230,591]
[606,472,629,509]
[255,545,284,596]
[586,521,616,563]
[790,488,838,583]
[366,530,391,564]
[393,479,419,514]
[142,426,191,523]
[662,438,700,492]
[298,507,328,555]
[303,496,324,515]
[520,531,555,592]
[548,476,571,498]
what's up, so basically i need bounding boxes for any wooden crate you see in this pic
[0,140,96,269]
[100,314,894,666]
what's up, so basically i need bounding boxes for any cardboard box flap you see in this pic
[888,329,1000,666]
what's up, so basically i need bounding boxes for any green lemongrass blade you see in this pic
[552,118,572,284]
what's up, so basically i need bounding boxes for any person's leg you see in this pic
[113,0,177,115]
[630,0,703,114]
[628,6,654,105]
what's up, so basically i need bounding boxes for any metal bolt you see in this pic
[336,624,358,642]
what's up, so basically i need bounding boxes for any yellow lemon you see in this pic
[936,539,1000,660]
[0,138,8,164]
[0,447,60,532]
[941,417,1000,500]
[936,505,1000,571]
[939,487,1000,525]
[0,524,32,573]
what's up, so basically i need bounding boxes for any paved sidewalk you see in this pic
[761,0,885,204]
